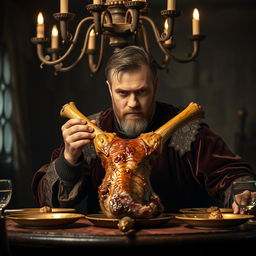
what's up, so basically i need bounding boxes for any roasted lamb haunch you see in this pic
[60,102,204,219]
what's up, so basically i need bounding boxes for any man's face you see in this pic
[108,64,158,137]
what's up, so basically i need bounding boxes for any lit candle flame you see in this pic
[193,8,199,20]
[37,12,44,24]
[90,29,95,37]
[52,25,58,36]
[164,19,168,31]
[51,25,59,49]
[164,19,172,45]
[88,29,96,50]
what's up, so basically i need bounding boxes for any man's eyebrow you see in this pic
[115,87,147,92]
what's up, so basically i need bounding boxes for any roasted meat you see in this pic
[60,102,204,218]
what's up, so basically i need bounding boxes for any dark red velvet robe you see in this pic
[32,102,256,213]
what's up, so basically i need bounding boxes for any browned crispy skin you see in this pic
[95,132,164,218]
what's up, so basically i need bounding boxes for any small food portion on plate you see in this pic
[207,206,223,219]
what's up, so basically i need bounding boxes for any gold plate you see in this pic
[5,208,76,215]
[7,213,85,227]
[175,213,254,229]
[85,213,173,229]
[179,208,233,214]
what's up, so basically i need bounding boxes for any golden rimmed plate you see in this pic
[175,213,254,229]
[5,208,76,215]
[85,213,173,229]
[7,213,85,228]
[179,208,233,214]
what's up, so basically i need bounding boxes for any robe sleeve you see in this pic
[31,145,92,208]
[189,124,256,204]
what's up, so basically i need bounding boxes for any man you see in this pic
[32,46,256,214]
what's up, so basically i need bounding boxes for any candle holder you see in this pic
[160,9,181,18]
[124,1,147,9]
[189,34,206,41]
[86,4,107,34]
[31,0,205,75]
[46,47,60,61]
[53,12,75,42]
[31,37,49,44]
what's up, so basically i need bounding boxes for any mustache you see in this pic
[124,112,142,115]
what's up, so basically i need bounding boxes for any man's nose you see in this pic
[127,93,139,108]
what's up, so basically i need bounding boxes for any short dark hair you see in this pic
[105,46,158,84]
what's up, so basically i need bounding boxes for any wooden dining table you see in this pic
[5,213,256,256]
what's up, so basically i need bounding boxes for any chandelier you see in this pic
[31,0,205,75]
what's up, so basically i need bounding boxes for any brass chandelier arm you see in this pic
[140,23,171,69]
[140,16,202,64]
[169,40,200,63]
[125,9,139,33]
[37,16,94,66]
[140,16,172,58]
[88,33,106,74]
[53,24,93,73]
[102,9,113,26]
[140,16,172,69]
[139,23,150,52]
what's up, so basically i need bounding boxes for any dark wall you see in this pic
[1,0,256,208]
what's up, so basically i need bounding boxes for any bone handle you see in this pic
[155,102,205,144]
[60,101,103,136]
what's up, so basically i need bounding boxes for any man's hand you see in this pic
[61,118,97,164]
[232,190,256,214]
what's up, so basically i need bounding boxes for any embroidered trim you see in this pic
[169,119,202,156]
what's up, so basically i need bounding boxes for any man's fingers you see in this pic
[62,119,86,130]
[232,201,240,214]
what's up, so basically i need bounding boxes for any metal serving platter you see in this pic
[175,213,254,229]
[85,213,173,229]
[5,208,76,215]
[7,213,85,228]
[179,208,233,214]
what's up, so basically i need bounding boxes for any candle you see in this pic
[60,0,69,13]
[167,0,176,10]
[51,25,59,49]
[164,19,172,45]
[88,29,96,50]
[93,0,101,4]
[192,8,200,35]
[37,12,44,38]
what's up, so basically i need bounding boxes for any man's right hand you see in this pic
[61,118,96,164]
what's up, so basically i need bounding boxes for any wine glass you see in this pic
[0,180,12,216]
[232,180,256,215]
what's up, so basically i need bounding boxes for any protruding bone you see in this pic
[60,101,104,136]
[155,102,204,145]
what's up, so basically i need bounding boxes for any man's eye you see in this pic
[137,90,146,96]
[118,91,128,96]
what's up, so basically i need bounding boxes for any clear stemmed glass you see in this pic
[232,180,256,214]
[0,179,12,216]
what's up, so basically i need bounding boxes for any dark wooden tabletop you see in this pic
[6,217,256,255]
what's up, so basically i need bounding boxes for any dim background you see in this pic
[1,0,256,209]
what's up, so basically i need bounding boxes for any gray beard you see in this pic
[120,118,148,138]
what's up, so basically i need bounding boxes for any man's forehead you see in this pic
[109,64,150,81]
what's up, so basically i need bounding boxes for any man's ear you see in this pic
[106,80,113,97]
